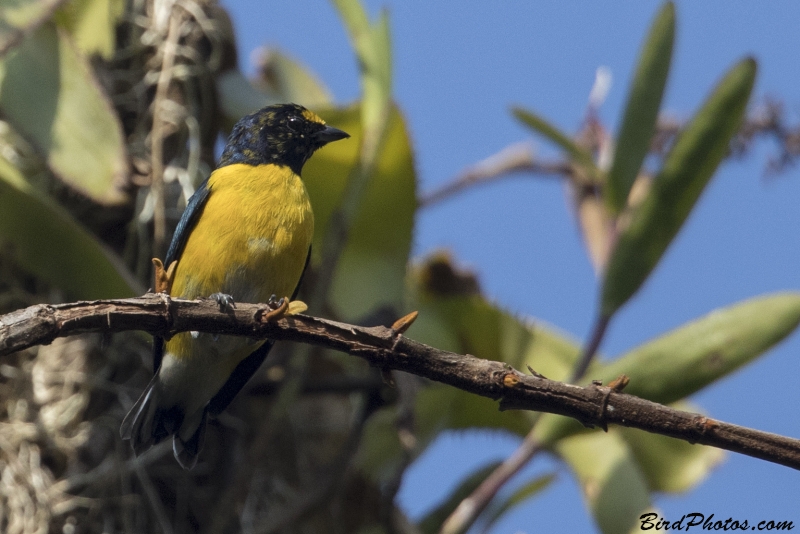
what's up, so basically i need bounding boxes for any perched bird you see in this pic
[121,103,349,469]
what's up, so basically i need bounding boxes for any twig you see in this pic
[440,416,542,534]
[420,143,570,208]
[570,315,612,383]
[1,295,799,471]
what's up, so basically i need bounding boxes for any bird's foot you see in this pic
[262,295,290,322]
[210,292,235,312]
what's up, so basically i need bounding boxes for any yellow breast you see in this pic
[167,163,314,360]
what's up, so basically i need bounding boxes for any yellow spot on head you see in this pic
[301,108,325,125]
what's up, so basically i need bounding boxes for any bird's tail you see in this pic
[120,374,207,470]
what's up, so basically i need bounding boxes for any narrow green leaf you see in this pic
[601,57,757,317]
[481,473,556,533]
[619,402,724,493]
[417,460,503,534]
[332,0,392,137]
[0,158,140,300]
[556,431,652,534]
[536,293,800,446]
[0,23,128,204]
[598,292,800,405]
[606,2,675,213]
[513,107,601,180]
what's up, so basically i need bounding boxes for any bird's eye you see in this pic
[286,115,301,132]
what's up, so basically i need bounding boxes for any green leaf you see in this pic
[408,258,582,380]
[0,0,52,56]
[619,401,724,493]
[217,50,333,132]
[303,104,415,321]
[536,292,800,446]
[606,2,675,213]
[417,460,502,534]
[597,292,800,405]
[0,158,139,300]
[480,473,556,533]
[601,57,756,317]
[0,23,128,204]
[332,0,392,140]
[404,253,581,444]
[216,69,279,132]
[56,0,124,59]
[252,49,333,109]
[556,431,652,534]
[512,107,601,181]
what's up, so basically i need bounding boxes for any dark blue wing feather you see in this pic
[165,178,212,266]
[153,178,213,372]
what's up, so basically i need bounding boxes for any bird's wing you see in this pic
[207,245,312,415]
[153,178,213,373]
[165,178,212,267]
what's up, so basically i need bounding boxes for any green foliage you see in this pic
[556,431,653,534]
[598,292,800,404]
[0,23,127,204]
[305,104,416,321]
[601,57,757,318]
[0,1,796,533]
[216,50,333,132]
[606,1,674,213]
[0,158,139,299]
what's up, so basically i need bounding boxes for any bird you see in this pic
[120,103,349,469]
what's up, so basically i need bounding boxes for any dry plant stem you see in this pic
[440,413,542,534]
[420,143,570,208]
[571,315,611,383]
[2,296,800,471]
[150,10,183,259]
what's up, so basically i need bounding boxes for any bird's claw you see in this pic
[262,295,290,322]
[267,294,285,310]
[210,292,235,312]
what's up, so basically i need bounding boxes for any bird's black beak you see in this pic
[314,125,350,145]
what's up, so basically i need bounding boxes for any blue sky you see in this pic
[223,1,800,531]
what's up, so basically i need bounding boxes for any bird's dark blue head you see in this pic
[218,103,349,175]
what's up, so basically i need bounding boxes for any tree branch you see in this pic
[1,295,799,470]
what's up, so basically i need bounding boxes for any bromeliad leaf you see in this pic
[0,158,140,300]
[0,23,128,204]
[606,1,675,214]
[601,57,756,318]
[556,431,652,534]
[618,403,724,493]
[597,292,800,405]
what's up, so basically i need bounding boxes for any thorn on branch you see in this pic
[390,310,418,335]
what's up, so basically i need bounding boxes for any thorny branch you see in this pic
[2,295,800,471]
